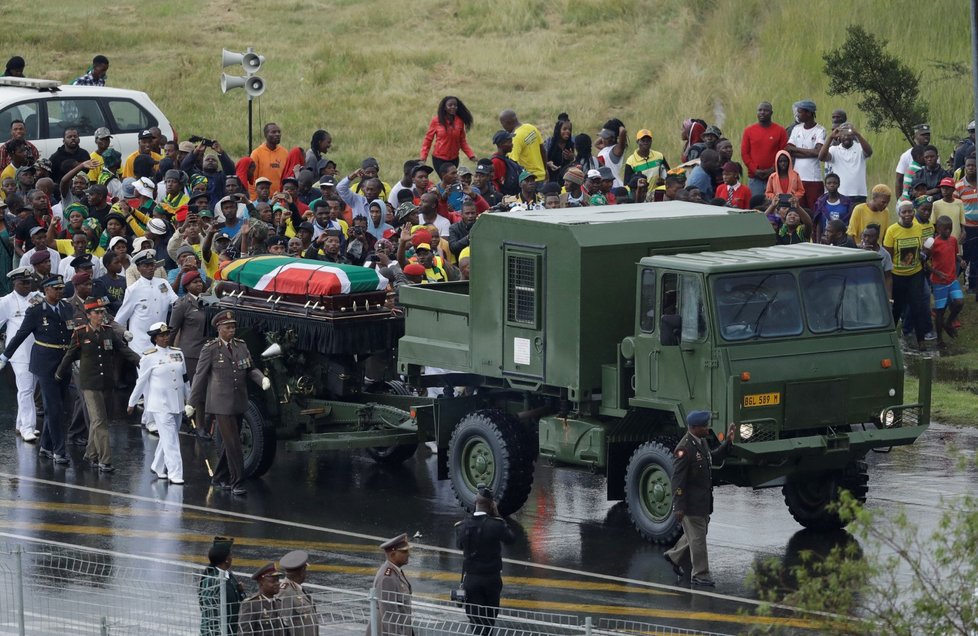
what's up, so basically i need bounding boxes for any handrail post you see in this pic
[14,546,25,636]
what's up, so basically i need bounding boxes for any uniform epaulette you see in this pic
[143,347,157,355]
[202,339,220,348]
[170,346,181,350]
[233,338,245,343]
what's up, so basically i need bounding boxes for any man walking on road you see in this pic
[455,485,516,635]
[664,411,735,587]
[367,534,414,636]
[0,267,41,441]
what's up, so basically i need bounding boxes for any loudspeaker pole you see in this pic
[220,46,265,155]
[248,96,254,155]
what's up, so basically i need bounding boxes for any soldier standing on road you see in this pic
[0,267,41,442]
[455,485,515,634]
[186,310,271,496]
[366,534,414,636]
[663,410,735,587]
[127,322,189,484]
[168,270,207,379]
[55,297,140,473]
[0,274,73,464]
[199,536,245,636]
[238,562,289,635]
[278,550,320,635]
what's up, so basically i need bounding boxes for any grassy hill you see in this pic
[3,0,973,191]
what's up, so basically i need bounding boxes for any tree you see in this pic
[747,489,978,635]
[823,25,930,145]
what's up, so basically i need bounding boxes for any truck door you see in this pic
[651,273,713,407]
[502,243,546,380]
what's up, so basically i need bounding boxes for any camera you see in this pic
[450,587,466,605]
[477,484,493,500]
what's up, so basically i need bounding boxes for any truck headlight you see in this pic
[739,423,754,440]
[879,409,896,428]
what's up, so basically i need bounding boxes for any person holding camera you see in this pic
[454,485,516,635]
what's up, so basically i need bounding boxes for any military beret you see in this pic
[71,271,91,285]
[686,410,711,428]
[212,310,236,329]
[403,263,426,277]
[182,270,201,288]
[279,550,309,571]
[251,562,282,581]
[379,533,410,551]
[29,250,50,265]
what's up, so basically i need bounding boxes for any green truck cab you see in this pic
[396,203,932,543]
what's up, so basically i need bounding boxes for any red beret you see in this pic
[182,270,201,288]
[410,229,432,249]
[71,271,92,285]
[29,250,51,265]
[403,263,426,277]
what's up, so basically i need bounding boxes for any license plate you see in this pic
[743,392,780,408]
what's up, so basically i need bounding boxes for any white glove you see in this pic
[184,404,195,418]
[123,331,134,342]
[261,376,271,391]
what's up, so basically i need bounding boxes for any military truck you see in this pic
[215,202,932,543]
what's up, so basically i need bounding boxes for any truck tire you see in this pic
[624,441,683,544]
[448,410,535,516]
[364,381,419,465]
[241,401,276,479]
[783,460,869,531]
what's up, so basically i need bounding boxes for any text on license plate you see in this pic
[743,392,781,408]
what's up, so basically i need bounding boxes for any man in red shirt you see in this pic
[0,120,40,169]
[249,123,288,196]
[741,101,787,198]
[715,162,752,209]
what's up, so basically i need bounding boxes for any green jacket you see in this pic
[199,565,244,636]
[672,431,731,517]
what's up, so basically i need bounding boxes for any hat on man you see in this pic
[83,296,106,312]
[317,176,336,188]
[586,169,602,180]
[403,263,426,277]
[131,236,152,252]
[597,166,615,181]
[28,225,45,238]
[457,166,472,177]
[475,161,493,176]
[563,166,586,186]
[137,129,154,140]
[121,177,138,199]
[913,123,931,133]
[85,183,108,198]
[207,536,234,565]
[411,164,434,177]
[251,562,282,582]
[635,128,653,141]
[41,274,65,289]
[29,249,51,265]
[597,128,616,141]
[297,221,315,234]
[94,127,112,140]
[181,270,201,288]
[379,534,410,552]
[686,410,711,428]
[164,169,184,183]
[147,322,169,338]
[414,242,432,251]
[146,218,168,236]
[279,550,309,572]
[134,178,155,199]
[132,249,158,266]
[940,177,956,188]
[108,235,127,251]
[703,125,723,138]
[178,141,195,153]
[265,235,288,249]
[396,202,419,221]
[15,165,35,177]
[721,161,742,175]
[188,191,209,205]
[215,230,232,242]
[361,157,380,170]
[281,176,298,187]
[71,271,91,286]
[212,310,236,329]
[176,245,197,261]
[255,176,272,186]
[492,130,514,146]
[35,158,52,172]
[518,170,535,183]
[410,229,432,248]
[7,266,32,281]
[70,254,93,269]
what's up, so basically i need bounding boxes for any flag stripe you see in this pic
[219,256,386,295]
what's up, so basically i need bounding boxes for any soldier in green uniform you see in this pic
[199,536,245,636]
[366,534,413,636]
[55,297,140,472]
[278,550,320,635]
[238,562,289,635]
[663,410,735,587]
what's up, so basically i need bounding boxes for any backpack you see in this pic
[494,153,524,196]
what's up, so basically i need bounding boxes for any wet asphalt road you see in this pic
[0,379,973,634]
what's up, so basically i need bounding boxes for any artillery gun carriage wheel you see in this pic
[364,381,419,465]
[241,400,277,479]
[447,409,535,516]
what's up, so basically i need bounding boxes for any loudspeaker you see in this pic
[221,48,264,74]
[221,73,265,98]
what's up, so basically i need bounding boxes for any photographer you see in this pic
[180,138,236,207]
[454,486,516,635]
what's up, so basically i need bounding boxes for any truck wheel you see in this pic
[624,441,683,544]
[783,460,868,531]
[241,401,276,479]
[364,380,419,464]
[448,410,534,516]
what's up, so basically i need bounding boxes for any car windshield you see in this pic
[713,272,803,341]
[800,265,891,333]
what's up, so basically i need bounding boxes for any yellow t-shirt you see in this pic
[509,123,545,181]
[122,151,162,178]
[883,222,923,277]
[847,203,891,242]
[912,218,934,241]
[932,198,966,243]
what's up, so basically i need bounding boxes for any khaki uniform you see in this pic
[237,593,289,635]
[279,578,319,635]
[366,560,412,636]
[664,431,731,580]
[168,293,207,378]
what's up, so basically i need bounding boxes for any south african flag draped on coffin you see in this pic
[217,256,388,296]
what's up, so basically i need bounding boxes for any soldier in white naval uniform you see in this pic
[115,249,177,432]
[0,267,41,441]
[128,322,189,484]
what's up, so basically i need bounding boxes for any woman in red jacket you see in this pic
[420,96,476,176]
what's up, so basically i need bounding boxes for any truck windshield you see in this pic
[713,273,803,341]
[800,265,890,333]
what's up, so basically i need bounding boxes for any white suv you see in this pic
[0,77,175,159]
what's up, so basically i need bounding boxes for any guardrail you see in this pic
[0,540,732,636]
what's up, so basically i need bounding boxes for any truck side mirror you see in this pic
[659,314,682,346]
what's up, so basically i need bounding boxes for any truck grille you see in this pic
[740,420,777,443]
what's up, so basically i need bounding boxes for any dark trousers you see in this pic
[964,226,978,290]
[892,271,928,343]
[463,573,503,635]
[37,373,69,456]
[432,156,459,177]
[212,414,244,487]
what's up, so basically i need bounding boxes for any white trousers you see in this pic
[12,361,37,435]
[149,411,183,481]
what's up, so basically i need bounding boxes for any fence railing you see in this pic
[0,540,732,636]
